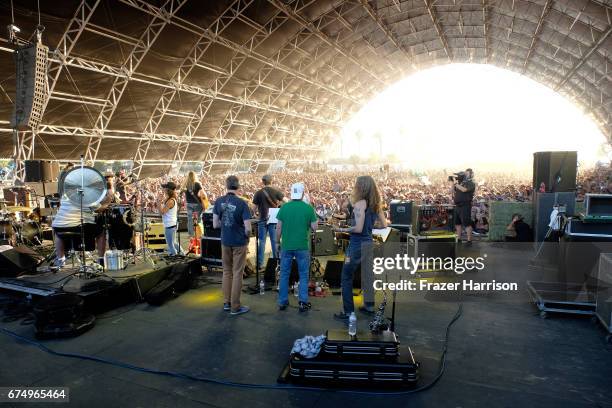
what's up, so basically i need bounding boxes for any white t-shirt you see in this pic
[162,197,177,228]
[52,197,97,228]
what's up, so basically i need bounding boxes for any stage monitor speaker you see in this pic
[390,200,412,229]
[323,260,360,288]
[533,151,577,193]
[264,258,278,285]
[324,260,343,287]
[203,209,220,237]
[24,160,59,182]
[11,42,49,130]
[313,225,337,256]
[24,160,43,182]
[41,160,59,181]
[0,245,42,277]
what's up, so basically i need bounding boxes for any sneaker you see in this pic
[464,241,473,247]
[230,306,250,316]
[334,312,349,321]
[54,257,66,268]
[299,302,311,313]
[358,306,375,315]
[223,303,230,312]
[278,303,288,311]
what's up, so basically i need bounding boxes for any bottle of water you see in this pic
[294,281,299,297]
[348,312,357,337]
[259,279,265,295]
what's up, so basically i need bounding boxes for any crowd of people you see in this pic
[116,163,610,236]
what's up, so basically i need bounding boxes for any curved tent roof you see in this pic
[0,0,610,175]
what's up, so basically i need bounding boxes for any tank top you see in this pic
[349,206,377,243]
[162,197,177,228]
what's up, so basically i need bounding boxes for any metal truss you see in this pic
[187,4,290,176]
[0,125,324,152]
[84,0,186,164]
[13,130,35,181]
[522,0,553,73]
[423,0,452,61]
[119,0,364,105]
[134,0,255,177]
[268,0,387,87]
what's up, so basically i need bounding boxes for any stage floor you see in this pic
[1,244,611,408]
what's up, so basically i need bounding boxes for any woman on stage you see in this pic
[182,171,209,238]
[159,181,182,256]
[333,175,387,320]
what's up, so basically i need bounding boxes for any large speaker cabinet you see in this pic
[533,151,577,193]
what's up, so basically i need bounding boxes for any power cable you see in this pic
[0,304,462,396]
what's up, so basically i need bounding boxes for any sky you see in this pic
[336,64,610,173]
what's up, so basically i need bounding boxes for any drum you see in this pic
[21,220,42,245]
[0,220,15,245]
[107,204,134,250]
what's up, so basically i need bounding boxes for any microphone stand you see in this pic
[132,179,155,267]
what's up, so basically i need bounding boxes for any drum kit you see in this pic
[0,202,43,247]
[58,160,155,273]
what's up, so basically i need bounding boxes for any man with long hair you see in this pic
[333,175,387,321]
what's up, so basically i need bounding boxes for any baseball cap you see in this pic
[290,183,305,200]
[161,181,177,190]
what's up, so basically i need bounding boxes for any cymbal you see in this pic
[6,206,31,212]
[63,166,107,207]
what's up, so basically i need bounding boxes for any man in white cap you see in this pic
[275,183,318,312]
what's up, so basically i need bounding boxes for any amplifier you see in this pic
[412,204,455,235]
[144,223,166,251]
[313,224,337,256]
[202,208,220,237]
[390,200,412,230]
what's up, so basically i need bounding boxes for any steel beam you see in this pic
[84,0,186,164]
[522,0,553,73]
[555,25,612,91]
[423,0,452,61]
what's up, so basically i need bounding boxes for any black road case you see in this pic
[287,346,418,386]
[322,329,400,358]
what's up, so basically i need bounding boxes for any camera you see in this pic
[448,172,466,183]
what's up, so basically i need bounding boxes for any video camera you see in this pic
[448,171,466,183]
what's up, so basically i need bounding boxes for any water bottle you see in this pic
[259,279,265,295]
[348,312,357,337]
[294,281,299,297]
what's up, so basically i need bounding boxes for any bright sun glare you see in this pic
[337,64,609,173]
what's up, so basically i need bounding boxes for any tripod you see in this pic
[534,206,566,261]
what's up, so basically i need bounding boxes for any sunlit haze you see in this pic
[336,64,609,173]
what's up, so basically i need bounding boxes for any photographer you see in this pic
[449,168,476,246]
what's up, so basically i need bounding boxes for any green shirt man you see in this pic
[276,187,318,251]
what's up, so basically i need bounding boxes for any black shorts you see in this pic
[53,224,103,238]
[454,204,472,228]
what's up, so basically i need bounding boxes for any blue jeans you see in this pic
[186,202,203,236]
[341,240,374,314]
[257,221,278,268]
[164,226,181,255]
[278,249,309,305]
